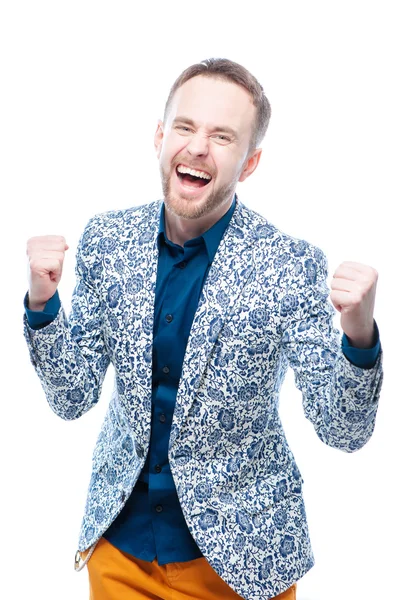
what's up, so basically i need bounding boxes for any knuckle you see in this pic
[29,258,40,272]
[354,291,363,305]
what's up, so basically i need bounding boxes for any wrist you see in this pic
[27,294,47,312]
[344,322,376,349]
[28,302,47,312]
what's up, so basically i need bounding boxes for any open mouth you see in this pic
[176,164,212,189]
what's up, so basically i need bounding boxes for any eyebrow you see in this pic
[173,117,238,139]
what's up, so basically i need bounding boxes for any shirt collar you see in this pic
[158,195,236,263]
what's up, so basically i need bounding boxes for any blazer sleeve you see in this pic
[280,245,383,453]
[23,215,111,420]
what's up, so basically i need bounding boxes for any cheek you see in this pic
[215,153,241,179]
[160,139,187,167]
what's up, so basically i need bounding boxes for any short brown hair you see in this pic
[163,58,271,151]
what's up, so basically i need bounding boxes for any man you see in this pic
[24,58,382,600]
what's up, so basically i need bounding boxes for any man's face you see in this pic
[155,76,260,221]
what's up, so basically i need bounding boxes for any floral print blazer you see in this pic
[24,199,383,600]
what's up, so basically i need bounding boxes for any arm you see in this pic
[281,246,383,453]
[24,217,111,420]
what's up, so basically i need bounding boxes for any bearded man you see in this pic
[24,58,382,600]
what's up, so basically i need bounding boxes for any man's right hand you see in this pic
[27,236,69,311]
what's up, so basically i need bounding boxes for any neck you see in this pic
[164,197,234,246]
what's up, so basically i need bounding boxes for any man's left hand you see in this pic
[330,261,378,349]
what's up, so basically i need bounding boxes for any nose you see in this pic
[186,132,209,158]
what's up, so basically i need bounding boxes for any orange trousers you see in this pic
[84,537,296,600]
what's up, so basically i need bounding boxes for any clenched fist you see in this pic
[27,236,69,311]
[330,261,378,349]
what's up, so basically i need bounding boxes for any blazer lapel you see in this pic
[169,201,260,450]
[118,202,160,442]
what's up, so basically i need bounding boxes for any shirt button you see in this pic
[178,261,187,269]
[165,314,173,323]
[159,414,166,423]
[155,505,163,513]
[162,366,170,374]
[154,464,162,473]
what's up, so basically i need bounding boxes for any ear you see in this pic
[154,120,164,159]
[238,148,262,182]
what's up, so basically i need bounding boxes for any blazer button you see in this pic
[165,314,173,323]
[159,413,166,423]
[154,464,162,473]
[155,504,163,513]
[162,366,170,374]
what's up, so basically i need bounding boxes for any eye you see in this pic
[211,134,231,145]
[176,126,192,134]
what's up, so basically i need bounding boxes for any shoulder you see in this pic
[79,200,162,248]
[237,199,328,271]
[84,200,162,235]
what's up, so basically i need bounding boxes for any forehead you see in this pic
[167,76,256,133]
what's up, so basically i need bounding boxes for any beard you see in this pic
[160,159,237,221]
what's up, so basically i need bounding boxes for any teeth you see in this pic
[177,165,212,180]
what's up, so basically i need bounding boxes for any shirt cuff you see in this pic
[24,290,61,330]
[341,321,381,369]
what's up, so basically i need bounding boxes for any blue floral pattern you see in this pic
[24,199,383,600]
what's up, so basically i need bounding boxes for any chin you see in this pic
[164,194,212,220]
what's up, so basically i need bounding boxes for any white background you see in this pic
[0,1,397,599]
